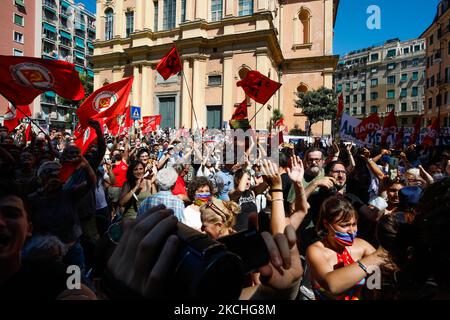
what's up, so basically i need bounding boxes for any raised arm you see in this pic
[286,156,309,230]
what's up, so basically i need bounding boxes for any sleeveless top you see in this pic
[312,247,366,300]
[122,184,152,221]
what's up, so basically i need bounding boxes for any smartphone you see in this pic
[218,229,270,274]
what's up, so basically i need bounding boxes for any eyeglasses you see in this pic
[307,158,323,163]
[330,170,346,175]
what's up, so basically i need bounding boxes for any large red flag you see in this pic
[409,115,422,145]
[380,109,397,146]
[74,119,105,155]
[0,55,84,105]
[422,117,440,147]
[336,93,344,119]
[394,126,404,150]
[230,99,251,130]
[3,104,31,132]
[156,47,182,80]
[355,112,381,141]
[142,115,161,133]
[76,77,133,128]
[237,71,282,105]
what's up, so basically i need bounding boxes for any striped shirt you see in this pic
[137,191,186,223]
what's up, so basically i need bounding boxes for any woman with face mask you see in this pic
[183,177,213,231]
[306,195,388,300]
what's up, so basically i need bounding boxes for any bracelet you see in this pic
[356,260,371,276]
[270,189,283,193]
[271,199,284,202]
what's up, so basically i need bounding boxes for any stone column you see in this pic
[222,54,234,124]
[112,68,122,82]
[181,59,193,128]
[158,0,164,31]
[144,0,154,30]
[133,65,141,107]
[135,0,144,31]
[192,58,206,128]
[195,0,207,20]
[96,1,103,40]
[185,0,194,21]
[225,0,234,16]
[114,0,123,37]
[141,65,154,116]
[257,0,268,11]
[176,0,182,26]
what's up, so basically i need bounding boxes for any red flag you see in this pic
[76,77,133,128]
[409,115,422,145]
[156,47,182,80]
[25,122,32,142]
[336,93,344,119]
[273,117,285,128]
[422,117,440,147]
[58,161,80,183]
[380,109,397,146]
[0,55,84,106]
[237,71,282,105]
[3,105,31,132]
[142,115,161,133]
[355,112,380,141]
[230,99,251,129]
[74,119,105,155]
[394,126,404,150]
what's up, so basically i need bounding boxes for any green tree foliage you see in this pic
[295,86,337,130]
[269,108,284,130]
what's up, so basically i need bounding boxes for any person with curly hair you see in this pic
[183,177,213,230]
[200,198,240,240]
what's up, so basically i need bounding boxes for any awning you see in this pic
[74,51,85,59]
[74,37,85,48]
[87,70,94,78]
[45,91,56,98]
[43,5,57,15]
[75,22,86,31]
[61,0,71,9]
[43,22,56,33]
[74,66,84,74]
[87,42,94,50]
[59,30,71,40]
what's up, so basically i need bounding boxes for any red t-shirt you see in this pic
[172,175,187,196]
[112,160,128,188]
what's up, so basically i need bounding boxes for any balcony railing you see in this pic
[43,1,57,10]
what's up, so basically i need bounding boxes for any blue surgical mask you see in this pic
[328,223,357,246]
[432,173,444,181]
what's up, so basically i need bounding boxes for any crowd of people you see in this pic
[1,120,450,300]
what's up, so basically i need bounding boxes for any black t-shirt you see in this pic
[235,190,257,232]
[0,260,68,299]
[281,173,293,216]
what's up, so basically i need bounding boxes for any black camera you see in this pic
[108,221,269,299]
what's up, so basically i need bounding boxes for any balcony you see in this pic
[42,34,57,43]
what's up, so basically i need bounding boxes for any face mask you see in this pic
[194,192,211,206]
[328,223,357,246]
[432,173,444,181]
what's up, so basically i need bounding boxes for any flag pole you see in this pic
[180,69,199,130]
[12,103,49,137]
[248,103,266,123]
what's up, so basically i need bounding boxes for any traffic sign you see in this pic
[131,106,141,120]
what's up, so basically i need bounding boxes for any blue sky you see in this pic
[78,0,440,57]
[334,0,440,56]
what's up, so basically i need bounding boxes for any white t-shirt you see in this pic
[183,205,202,230]
[95,172,110,210]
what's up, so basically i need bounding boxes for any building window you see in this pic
[387,104,395,112]
[181,0,186,22]
[207,106,223,129]
[14,14,24,26]
[351,106,357,115]
[345,95,350,104]
[403,47,410,54]
[437,94,442,107]
[298,8,311,44]
[370,53,379,61]
[448,41,450,54]
[411,58,419,66]
[387,75,396,84]
[431,75,435,87]
[353,70,358,77]
[400,88,407,97]
[345,83,350,91]
[352,82,358,90]
[336,84,342,92]
[238,0,254,16]
[411,87,418,97]
[361,106,366,115]
[353,94,357,103]
[387,63,396,70]
[412,101,418,111]
[387,49,396,57]
[401,118,408,125]
[401,103,407,112]
[163,0,176,30]
[371,67,378,73]
[14,31,23,43]
[428,97,433,109]
[387,90,395,99]
[371,92,378,100]
[14,0,25,6]
[371,78,378,87]
[361,93,366,101]
[401,61,408,69]
[370,105,378,113]
[360,81,366,88]
[401,73,408,82]
[13,49,23,56]
[105,8,114,41]
[125,11,134,37]
[429,34,434,45]
[412,71,418,81]
[414,44,421,52]
[211,0,223,22]
[345,108,350,114]
[154,1,159,31]
[208,75,222,86]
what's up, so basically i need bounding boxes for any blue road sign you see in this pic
[131,106,141,120]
